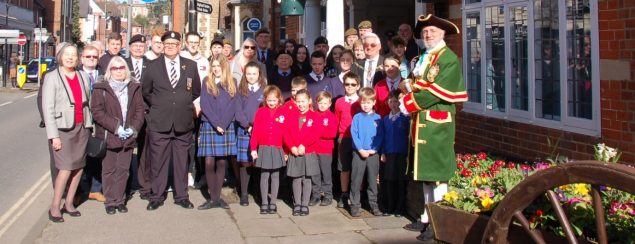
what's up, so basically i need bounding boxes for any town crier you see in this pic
[400,14,468,241]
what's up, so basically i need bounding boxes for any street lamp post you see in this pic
[3,0,11,88]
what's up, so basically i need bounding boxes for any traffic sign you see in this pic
[17,65,27,88]
[246,18,262,32]
[17,34,26,45]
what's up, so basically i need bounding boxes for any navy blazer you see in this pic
[141,55,201,133]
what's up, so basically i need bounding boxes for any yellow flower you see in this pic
[573,184,589,196]
[444,191,459,203]
[471,176,481,186]
[481,197,494,210]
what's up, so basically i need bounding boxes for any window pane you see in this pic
[485,6,505,112]
[466,12,481,104]
[566,0,592,120]
[534,0,561,120]
[465,0,481,4]
[510,6,529,111]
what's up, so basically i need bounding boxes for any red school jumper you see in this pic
[315,110,338,155]
[250,107,286,152]
[334,97,361,139]
[283,110,321,154]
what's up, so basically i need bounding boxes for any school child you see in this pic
[235,61,266,206]
[310,91,338,206]
[334,72,362,208]
[283,76,308,115]
[250,85,287,214]
[198,55,238,210]
[284,89,320,216]
[350,87,384,217]
[374,54,403,117]
[380,91,410,217]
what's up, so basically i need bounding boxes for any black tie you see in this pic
[282,71,288,77]
[316,75,322,81]
[260,51,266,63]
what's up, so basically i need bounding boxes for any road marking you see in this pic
[0,101,13,107]
[23,94,37,99]
[0,172,50,238]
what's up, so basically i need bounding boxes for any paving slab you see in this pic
[245,236,280,244]
[290,212,371,235]
[277,204,339,218]
[361,228,422,244]
[277,232,371,244]
[363,215,411,229]
[236,217,303,237]
[229,195,282,221]
[36,193,244,244]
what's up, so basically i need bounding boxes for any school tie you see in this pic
[260,50,266,63]
[249,86,255,92]
[366,60,374,87]
[388,79,395,91]
[169,60,178,88]
[316,75,322,81]
[134,60,141,81]
[282,71,288,77]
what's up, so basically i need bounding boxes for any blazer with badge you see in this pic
[402,43,468,182]
[42,68,94,139]
[351,56,386,87]
[142,55,201,133]
[125,56,150,82]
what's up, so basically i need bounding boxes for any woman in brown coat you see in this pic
[91,56,145,214]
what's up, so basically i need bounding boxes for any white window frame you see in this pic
[461,0,601,137]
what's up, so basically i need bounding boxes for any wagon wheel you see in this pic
[481,161,635,244]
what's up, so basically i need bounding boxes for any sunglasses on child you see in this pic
[344,82,358,87]
[110,66,127,71]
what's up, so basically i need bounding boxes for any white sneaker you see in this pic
[167,186,173,192]
[188,173,195,187]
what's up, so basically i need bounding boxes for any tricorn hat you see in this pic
[414,14,460,37]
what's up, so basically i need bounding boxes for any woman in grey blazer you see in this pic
[42,43,93,222]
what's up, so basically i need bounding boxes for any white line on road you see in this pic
[23,94,37,99]
[0,101,13,107]
[0,172,50,238]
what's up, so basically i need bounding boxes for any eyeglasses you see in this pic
[344,83,358,87]
[83,55,99,59]
[188,41,200,44]
[153,41,163,45]
[243,45,257,50]
[363,43,378,48]
[163,42,179,47]
[110,66,127,71]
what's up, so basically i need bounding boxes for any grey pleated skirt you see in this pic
[53,125,90,170]
[255,146,286,169]
[286,153,319,178]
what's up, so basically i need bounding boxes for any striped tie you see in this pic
[169,60,177,88]
[134,61,141,81]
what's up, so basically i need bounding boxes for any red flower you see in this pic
[457,163,464,169]
[462,154,473,161]
[477,152,487,160]
[535,209,543,216]
[507,162,516,169]
[520,164,531,170]
[461,169,473,177]
[480,172,489,178]
[456,154,463,161]
[495,160,505,167]
[469,161,480,168]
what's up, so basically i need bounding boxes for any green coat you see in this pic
[404,45,467,182]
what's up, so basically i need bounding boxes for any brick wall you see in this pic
[286,16,300,43]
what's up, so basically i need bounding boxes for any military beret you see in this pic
[161,31,181,42]
[314,36,328,46]
[345,28,358,37]
[129,34,146,45]
[358,20,372,29]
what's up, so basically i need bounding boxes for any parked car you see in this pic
[27,57,57,82]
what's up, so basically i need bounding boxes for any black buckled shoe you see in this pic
[239,196,249,206]
[146,201,164,211]
[300,206,309,216]
[174,200,194,209]
[292,205,301,216]
[105,206,117,215]
[268,204,277,214]
[198,200,218,210]
[260,204,269,215]
[117,204,128,213]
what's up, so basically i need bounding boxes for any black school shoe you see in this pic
[268,204,277,214]
[260,204,269,215]
[292,205,302,216]
[240,196,249,206]
[105,206,117,215]
[117,204,128,213]
[300,206,309,216]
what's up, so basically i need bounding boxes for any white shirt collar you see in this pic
[344,94,359,103]
[310,72,324,81]
[248,83,260,91]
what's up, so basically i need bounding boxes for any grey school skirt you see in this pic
[286,153,319,178]
[255,146,286,170]
[52,125,90,170]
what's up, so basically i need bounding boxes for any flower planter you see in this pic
[427,203,579,244]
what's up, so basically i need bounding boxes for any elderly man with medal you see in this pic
[399,14,468,241]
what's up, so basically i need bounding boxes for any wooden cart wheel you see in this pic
[482,161,635,244]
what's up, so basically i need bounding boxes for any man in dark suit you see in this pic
[125,34,152,200]
[398,23,421,63]
[98,32,123,74]
[351,32,385,88]
[255,28,276,76]
[142,31,201,210]
[268,52,296,99]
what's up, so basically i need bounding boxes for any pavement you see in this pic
[35,188,422,244]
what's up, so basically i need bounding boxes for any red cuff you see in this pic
[403,93,422,113]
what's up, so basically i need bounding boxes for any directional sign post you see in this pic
[195,1,212,14]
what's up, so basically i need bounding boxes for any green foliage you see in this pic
[71,0,82,44]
